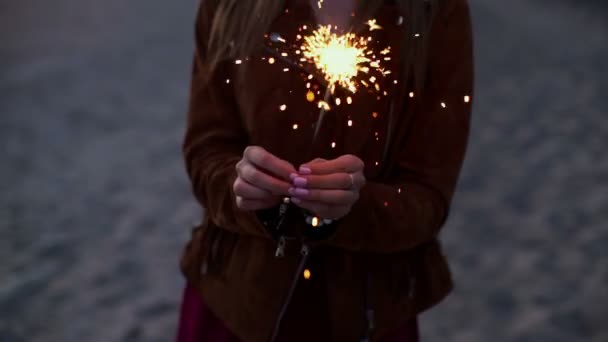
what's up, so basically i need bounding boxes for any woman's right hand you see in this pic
[234,146,297,210]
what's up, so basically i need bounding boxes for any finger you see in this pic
[244,146,296,181]
[297,158,327,176]
[307,158,327,165]
[236,196,279,211]
[289,188,358,205]
[297,172,365,190]
[301,154,364,175]
[237,162,292,196]
[233,177,273,200]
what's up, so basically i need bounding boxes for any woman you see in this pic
[178,0,473,341]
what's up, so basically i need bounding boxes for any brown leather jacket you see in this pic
[180,0,474,341]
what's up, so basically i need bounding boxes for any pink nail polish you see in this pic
[295,188,309,197]
[291,197,302,204]
[294,177,307,187]
[299,166,312,175]
[290,173,298,181]
[288,187,295,195]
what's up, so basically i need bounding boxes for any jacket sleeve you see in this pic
[322,0,474,252]
[183,2,270,238]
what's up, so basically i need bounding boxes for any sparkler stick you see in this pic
[310,87,332,153]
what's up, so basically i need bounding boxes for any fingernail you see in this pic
[299,166,311,175]
[294,177,307,187]
[291,197,302,204]
[290,173,298,181]
[288,187,295,195]
[294,188,309,197]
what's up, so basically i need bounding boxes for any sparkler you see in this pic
[296,23,391,145]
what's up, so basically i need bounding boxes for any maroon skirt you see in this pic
[176,283,419,342]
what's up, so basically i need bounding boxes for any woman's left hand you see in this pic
[288,155,366,220]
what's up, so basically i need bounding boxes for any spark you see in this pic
[283,68,290,72]
[306,90,315,102]
[331,142,336,148]
[317,0,323,9]
[226,79,230,84]
[397,16,404,26]
[318,100,331,111]
[346,96,353,104]
[366,19,382,31]
[311,216,319,227]
[268,57,275,64]
[292,124,299,130]
[335,98,341,106]
[441,102,447,108]
[235,59,242,64]
[279,104,287,111]
[464,95,471,103]
[372,112,378,118]
[300,24,390,94]
[303,269,311,279]
[347,120,353,127]
[414,33,421,37]
[409,92,415,98]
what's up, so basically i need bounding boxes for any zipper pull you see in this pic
[275,236,287,258]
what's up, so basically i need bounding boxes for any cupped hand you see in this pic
[233,146,297,210]
[288,155,366,220]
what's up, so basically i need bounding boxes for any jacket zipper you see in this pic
[269,243,310,342]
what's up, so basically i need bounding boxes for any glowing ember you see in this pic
[318,101,331,111]
[306,90,315,102]
[366,19,382,31]
[303,269,311,279]
[300,25,389,94]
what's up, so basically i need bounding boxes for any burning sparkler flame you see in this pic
[300,25,387,94]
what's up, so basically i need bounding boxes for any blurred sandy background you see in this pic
[1,0,606,341]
